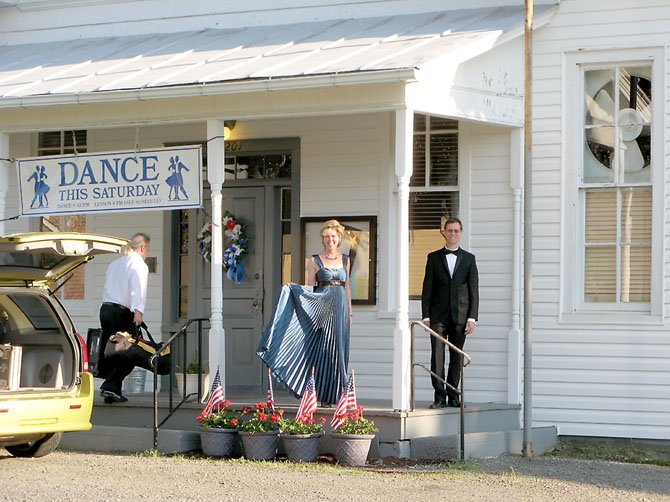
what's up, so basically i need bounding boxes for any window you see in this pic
[563,49,662,320]
[409,114,459,298]
[581,65,652,307]
[38,130,88,301]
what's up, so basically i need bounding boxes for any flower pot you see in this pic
[239,430,279,461]
[281,433,323,462]
[176,373,209,402]
[330,432,375,466]
[198,427,238,457]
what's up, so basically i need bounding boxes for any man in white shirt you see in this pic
[98,233,150,403]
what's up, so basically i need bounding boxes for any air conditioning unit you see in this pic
[0,344,22,391]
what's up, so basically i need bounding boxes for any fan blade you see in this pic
[622,140,644,174]
[586,127,614,148]
[589,89,615,125]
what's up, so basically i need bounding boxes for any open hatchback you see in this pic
[0,232,126,457]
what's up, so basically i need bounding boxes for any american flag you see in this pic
[295,371,317,421]
[267,368,275,410]
[330,370,357,430]
[202,367,224,416]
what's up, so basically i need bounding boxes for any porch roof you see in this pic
[0,5,556,108]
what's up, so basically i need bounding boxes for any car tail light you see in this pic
[74,331,89,372]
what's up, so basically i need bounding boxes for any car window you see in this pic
[9,294,59,329]
[0,252,61,269]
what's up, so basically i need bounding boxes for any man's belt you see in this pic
[102,302,131,312]
[316,280,345,287]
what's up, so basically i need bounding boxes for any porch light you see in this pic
[223,120,236,140]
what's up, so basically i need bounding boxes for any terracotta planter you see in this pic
[239,430,279,461]
[281,433,323,462]
[198,427,238,457]
[330,432,375,466]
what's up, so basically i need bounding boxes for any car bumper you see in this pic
[0,372,94,438]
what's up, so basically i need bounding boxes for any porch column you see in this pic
[508,128,523,404]
[0,133,11,236]
[392,108,413,411]
[207,120,226,388]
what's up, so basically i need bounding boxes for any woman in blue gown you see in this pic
[257,219,352,406]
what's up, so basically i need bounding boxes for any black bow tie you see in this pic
[444,248,458,255]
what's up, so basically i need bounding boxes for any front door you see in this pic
[221,186,265,390]
[193,186,266,391]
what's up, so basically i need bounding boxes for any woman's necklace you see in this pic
[323,253,339,260]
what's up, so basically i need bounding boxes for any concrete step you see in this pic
[61,425,200,454]
[410,426,558,461]
[60,425,382,459]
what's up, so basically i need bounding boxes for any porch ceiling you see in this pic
[0,5,555,108]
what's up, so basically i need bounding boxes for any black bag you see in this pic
[86,327,104,377]
[104,323,171,375]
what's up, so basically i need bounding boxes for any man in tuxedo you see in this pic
[421,217,479,408]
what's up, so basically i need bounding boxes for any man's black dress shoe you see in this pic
[429,400,447,409]
[101,389,128,403]
[447,398,462,408]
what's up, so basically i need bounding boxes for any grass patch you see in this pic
[545,438,670,467]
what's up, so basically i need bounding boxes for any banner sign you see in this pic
[17,145,202,216]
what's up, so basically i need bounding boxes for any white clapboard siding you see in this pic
[530,0,670,439]
[466,122,514,404]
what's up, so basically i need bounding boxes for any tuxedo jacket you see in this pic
[421,247,479,326]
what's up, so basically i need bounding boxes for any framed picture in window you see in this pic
[301,216,377,305]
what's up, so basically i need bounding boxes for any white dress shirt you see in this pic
[101,251,148,313]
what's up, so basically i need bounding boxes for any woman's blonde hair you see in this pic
[320,219,345,240]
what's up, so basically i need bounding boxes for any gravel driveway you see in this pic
[1,450,668,501]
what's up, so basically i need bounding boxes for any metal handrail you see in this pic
[150,317,209,450]
[410,320,472,461]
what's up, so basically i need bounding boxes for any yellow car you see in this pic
[0,232,126,457]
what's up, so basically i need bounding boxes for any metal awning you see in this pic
[0,5,555,106]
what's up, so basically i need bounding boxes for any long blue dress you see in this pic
[257,254,350,404]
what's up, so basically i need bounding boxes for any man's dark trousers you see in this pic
[431,318,466,403]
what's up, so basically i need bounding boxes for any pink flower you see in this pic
[258,412,267,421]
[231,418,238,426]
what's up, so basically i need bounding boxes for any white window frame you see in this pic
[561,47,664,324]
[408,114,460,300]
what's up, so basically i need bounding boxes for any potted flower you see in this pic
[237,401,283,460]
[279,415,326,462]
[330,406,378,466]
[196,400,240,457]
[176,361,209,402]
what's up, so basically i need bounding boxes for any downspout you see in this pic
[207,120,226,389]
[392,108,413,414]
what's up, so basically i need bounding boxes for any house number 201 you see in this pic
[225,141,244,152]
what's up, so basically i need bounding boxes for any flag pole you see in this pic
[522,0,534,460]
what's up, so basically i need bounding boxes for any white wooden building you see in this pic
[0,0,668,442]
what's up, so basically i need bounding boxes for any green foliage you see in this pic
[280,416,326,435]
[185,362,206,374]
[197,399,241,429]
[545,438,670,467]
[237,402,283,433]
[333,406,378,435]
